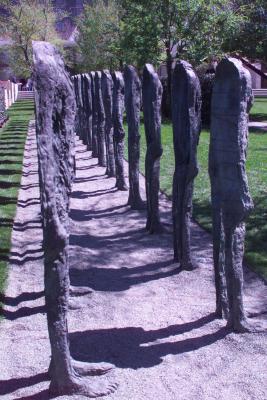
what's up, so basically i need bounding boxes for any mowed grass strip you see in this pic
[124,99,267,279]
[0,100,34,305]
[250,98,267,122]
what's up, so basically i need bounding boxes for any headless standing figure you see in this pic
[124,65,145,209]
[33,41,117,397]
[172,60,201,269]
[90,71,98,158]
[84,73,92,151]
[112,71,128,190]
[142,64,163,234]
[95,71,106,167]
[81,74,88,145]
[209,57,257,333]
[102,70,116,177]
[76,75,83,140]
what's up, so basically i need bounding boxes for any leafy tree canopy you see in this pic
[0,0,61,78]
[224,0,267,62]
[76,0,121,71]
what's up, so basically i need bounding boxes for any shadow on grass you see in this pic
[192,194,267,278]
[250,113,267,122]
[245,194,267,275]
[249,127,267,134]
[0,99,34,300]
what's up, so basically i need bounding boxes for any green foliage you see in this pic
[76,0,243,71]
[0,0,61,78]
[0,100,34,311]
[118,1,162,68]
[224,0,267,62]
[119,0,242,67]
[77,0,121,71]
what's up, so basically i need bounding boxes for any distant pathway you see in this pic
[0,123,266,400]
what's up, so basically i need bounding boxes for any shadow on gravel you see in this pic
[13,218,42,232]
[0,372,49,397]
[0,291,44,307]
[70,259,180,292]
[70,204,129,220]
[72,187,117,197]
[70,314,228,369]
[0,304,46,320]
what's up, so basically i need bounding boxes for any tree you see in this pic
[119,0,243,113]
[76,0,121,71]
[0,0,60,78]
[224,0,267,62]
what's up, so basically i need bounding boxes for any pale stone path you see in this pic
[0,122,266,400]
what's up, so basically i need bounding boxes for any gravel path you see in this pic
[0,121,266,400]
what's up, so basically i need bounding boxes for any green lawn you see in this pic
[250,98,267,122]
[125,102,267,279]
[0,100,34,306]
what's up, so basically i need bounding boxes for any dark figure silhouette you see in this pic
[83,73,92,151]
[95,71,106,167]
[90,71,98,158]
[124,65,145,209]
[75,74,83,141]
[33,41,117,397]
[171,60,201,269]
[209,57,258,333]
[112,71,128,191]
[102,70,116,177]
[142,64,163,233]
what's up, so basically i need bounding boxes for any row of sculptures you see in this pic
[33,39,259,397]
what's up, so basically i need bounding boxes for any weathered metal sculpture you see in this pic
[90,71,98,158]
[83,73,93,151]
[80,74,87,145]
[209,57,255,332]
[171,60,201,269]
[72,75,79,135]
[76,74,83,140]
[112,71,128,191]
[0,85,8,127]
[95,71,106,167]
[33,41,117,396]
[142,64,163,233]
[124,65,145,209]
[102,70,116,177]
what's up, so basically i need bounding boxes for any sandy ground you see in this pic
[0,121,266,400]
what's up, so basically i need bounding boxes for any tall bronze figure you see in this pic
[112,71,128,191]
[95,71,106,167]
[90,71,98,158]
[142,64,163,233]
[209,57,257,332]
[124,65,145,209]
[171,60,201,269]
[33,41,117,396]
[102,70,116,177]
